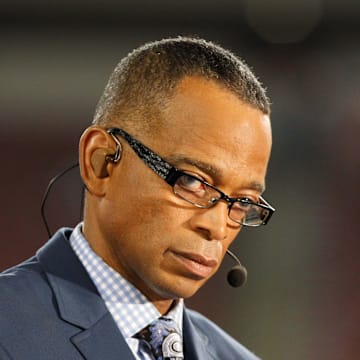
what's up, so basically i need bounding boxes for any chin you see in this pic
[153,277,206,300]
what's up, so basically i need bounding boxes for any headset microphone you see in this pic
[226,249,248,288]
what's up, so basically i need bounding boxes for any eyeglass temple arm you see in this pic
[107,130,122,163]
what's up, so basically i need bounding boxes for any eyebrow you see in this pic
[166,154,221,178]
[166,154,266,194]
[248,181,266,194]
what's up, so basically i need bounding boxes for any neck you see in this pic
[152,298,178,316]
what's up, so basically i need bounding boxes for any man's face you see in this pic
[89,76,272,303]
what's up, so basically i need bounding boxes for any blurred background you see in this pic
[1,0,359,359]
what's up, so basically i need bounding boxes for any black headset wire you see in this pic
[40,163,83,238]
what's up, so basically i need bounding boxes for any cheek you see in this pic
[103,188,182,252]
[221,227,242,257]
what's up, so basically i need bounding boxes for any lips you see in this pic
[170,251,218,279]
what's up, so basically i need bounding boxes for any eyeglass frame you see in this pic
[106,127,275,227]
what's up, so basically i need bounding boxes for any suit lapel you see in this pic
[70,312,135,360]
[37,228,136,360]
[183,308,215,360]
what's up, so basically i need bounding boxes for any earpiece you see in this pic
[91,148,117,178]
[90,131,123,178]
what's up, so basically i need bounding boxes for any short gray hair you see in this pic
[93,36,270,133]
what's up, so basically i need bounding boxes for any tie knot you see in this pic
[136,317,183,360]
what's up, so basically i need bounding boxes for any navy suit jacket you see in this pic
[0,228,260,359]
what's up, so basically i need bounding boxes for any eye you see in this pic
[232,198,254,212]
[239,196,260,205]
[239,197,254,206]
[176,174,207,196]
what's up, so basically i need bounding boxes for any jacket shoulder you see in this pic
[0,227,74,316]
[0,255,50,300]
[0,255,56,326]
[0,228,85,359]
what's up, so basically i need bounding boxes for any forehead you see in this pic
[160,77,269,138]
[143,77,272,191]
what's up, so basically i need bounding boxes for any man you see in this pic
[0,37,274,359]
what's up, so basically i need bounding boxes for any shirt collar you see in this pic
[69,223,183,339]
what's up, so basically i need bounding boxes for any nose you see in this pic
[189,201,230,241]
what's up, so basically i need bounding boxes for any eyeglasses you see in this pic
[107,127,275,227]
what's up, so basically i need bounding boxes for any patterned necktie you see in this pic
[136,316,184,360]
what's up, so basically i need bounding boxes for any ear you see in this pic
[79,126,119,196]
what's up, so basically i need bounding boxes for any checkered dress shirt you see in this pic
[70,223,183,360]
